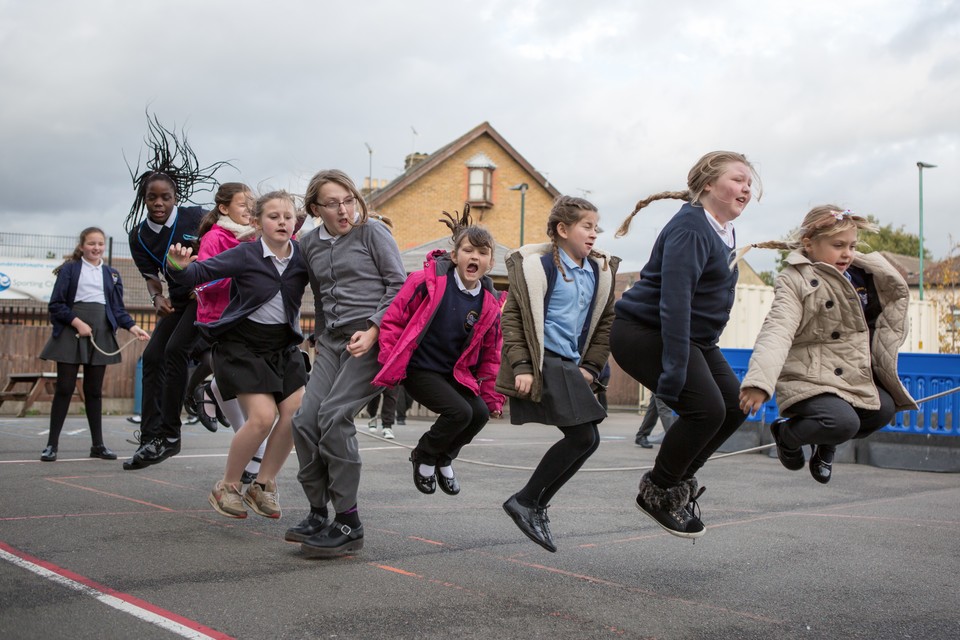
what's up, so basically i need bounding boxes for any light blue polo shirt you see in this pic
[543,248,595,362]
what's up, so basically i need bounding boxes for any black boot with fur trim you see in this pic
[635,472,705,539]
[681,476,706,530]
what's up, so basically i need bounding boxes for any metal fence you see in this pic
[0,231,133,264]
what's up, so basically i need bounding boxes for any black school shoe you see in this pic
[89,445,117,460]
[635,472,705,539]
[284,513,332,543]
[502,494,556,552]
[436,467,460,495]
[122,437,181,470]
[409,454,436,494]
[809,445,834,484]
[300,522,364,558]
[771,419,805,471]
[40,446,57,462]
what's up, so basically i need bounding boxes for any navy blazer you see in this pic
[48,261,136,338]
[166,239,309,344]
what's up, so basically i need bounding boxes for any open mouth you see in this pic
[465,264,479,275]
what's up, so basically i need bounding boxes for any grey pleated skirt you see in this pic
[509,352,607,427]
[39,302,122,366]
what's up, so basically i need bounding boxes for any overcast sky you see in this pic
[1,1,957,275]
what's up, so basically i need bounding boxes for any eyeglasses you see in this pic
[318,197,356,212]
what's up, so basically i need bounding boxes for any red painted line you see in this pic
[0,540,234,639]
[44,477,175,511]
[0,510,210,522]
[407,536,446,546]
[368,562,486,597]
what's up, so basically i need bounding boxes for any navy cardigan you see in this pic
[166,239,309,344]
[615,203,738,401]
[128,206,205,306]
[48,261,136,338]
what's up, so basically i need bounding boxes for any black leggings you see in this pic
[516,422,600,506]
[140,300,198,440]
[610,318,746,488]
[404,368,489,466]
[46,362,107,447]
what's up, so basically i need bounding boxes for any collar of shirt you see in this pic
[452,269,482,296]
[80,257,103,269]
[558,247,592,274]
[144,206,179,234]
[702,209,735,247]
[316,211,361,241]
[261,238,294,264]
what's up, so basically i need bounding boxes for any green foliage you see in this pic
[758,270,776,287]
[859,216,930,259]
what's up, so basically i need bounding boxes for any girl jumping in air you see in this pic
[496,195,619,553]
[610,151,761,539]
[166,190,309,519]
[289,169,406,558]
[374,207,504,496]
[739,205,917,483]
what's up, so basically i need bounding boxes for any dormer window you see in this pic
[466,153,496,208]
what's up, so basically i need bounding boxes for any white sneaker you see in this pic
[382,428,395,439]
[367,417,378,431]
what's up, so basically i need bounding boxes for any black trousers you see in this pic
[403,368,489,466]
[781,386,895,450]
[140,300,198,440]
[610,318,746,488]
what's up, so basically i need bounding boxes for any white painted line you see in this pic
[0,542,233,639]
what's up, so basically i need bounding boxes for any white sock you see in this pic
[418,463,435,477]
[438,465,454,478]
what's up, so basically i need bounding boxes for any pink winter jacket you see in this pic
[373,250,505,413]
[195,223,256,323]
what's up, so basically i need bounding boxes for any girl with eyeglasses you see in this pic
[288,169,406,558]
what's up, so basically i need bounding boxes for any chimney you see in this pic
[404,152,429,171]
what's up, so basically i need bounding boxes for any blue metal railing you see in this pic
[721,348,959,436]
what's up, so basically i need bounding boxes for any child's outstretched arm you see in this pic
[166,243,196,271]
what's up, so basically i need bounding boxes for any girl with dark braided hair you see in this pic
[122,115,230,470]
[374,205,505,497]
[495,195,620,552]
[609,150,761,539]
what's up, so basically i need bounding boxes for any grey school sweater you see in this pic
[299,218,406,333]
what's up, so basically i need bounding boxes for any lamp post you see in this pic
[917,161,936,301]
[364,142,373,191]
[509,183,529,247]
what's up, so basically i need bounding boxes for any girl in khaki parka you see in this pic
[739,205,917,484]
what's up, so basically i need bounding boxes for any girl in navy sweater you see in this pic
[610,151,761,539]
[39,227,150,461]
[167,191,309,520]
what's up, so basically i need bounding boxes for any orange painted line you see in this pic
[370,563,421,577]
[0,510,210,522]
[367,562,486,596]
[407,536,446,546]
[44,477,175,511]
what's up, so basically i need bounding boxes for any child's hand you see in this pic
[578,367,594,385]
[490,410,502,419]
[347,326,379,358]
[739,387,769,415]
[130,326,150,341]
[166,243,196,270]
[514,373,533,396]
[72,319,93,337]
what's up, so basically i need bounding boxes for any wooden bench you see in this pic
[0,373,85,417]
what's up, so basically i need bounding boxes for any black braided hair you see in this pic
[439,203,495,252]
[123,112,233,232]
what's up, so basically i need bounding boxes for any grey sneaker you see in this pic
[209,481,247,519]
[367,417,378,432]
[382,427,395,439]
[244,480,281,519]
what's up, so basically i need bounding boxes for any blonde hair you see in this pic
[547,195,608,282]
[615,151,762,237]
[303,169,393,229]
[732,204,878,268]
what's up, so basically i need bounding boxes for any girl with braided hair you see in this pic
[374,205,505,497]
[122,115,229,470]
[738,206,917,484]
[609,151,760,539]
[496,195,619,553]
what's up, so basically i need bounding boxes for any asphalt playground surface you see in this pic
[1,411,958,640]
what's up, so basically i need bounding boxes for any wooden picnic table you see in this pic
[0,372,84,417]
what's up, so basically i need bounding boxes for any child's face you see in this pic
[451,240,494,290]
[701,161,753,223]
[803,228,858,273]
[145,179,176,224]
[556,209,599,263]
[220,191,253,226]
[312,182,356,237]
[256,198,297,247]
[81,232,106,264]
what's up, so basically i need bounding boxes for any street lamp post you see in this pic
[917,161,936,301]
[509,183,529,247]
[364,143,373,191]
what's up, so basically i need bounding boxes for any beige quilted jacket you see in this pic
[741,250,917,413]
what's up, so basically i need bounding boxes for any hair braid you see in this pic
[614,190,690,238]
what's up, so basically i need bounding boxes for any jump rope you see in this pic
[85,334,959,472]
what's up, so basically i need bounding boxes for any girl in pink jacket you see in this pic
[374,208,504,496]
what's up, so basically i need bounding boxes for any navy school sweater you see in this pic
[128,206,205,307]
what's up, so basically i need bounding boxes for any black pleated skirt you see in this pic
[213,319,306,402]
[509,352,607,427]
[39,302,122,366]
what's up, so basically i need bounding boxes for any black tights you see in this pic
[46,362,107,447]
[517,422,600,506]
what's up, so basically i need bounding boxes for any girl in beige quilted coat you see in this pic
[739,205,917,484]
